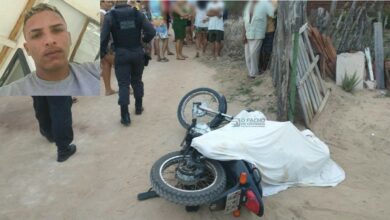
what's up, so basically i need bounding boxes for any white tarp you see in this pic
[191,110,345,196]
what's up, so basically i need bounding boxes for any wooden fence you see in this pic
[292,23,330,127]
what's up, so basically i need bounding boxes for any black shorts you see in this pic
[208,30,224,43]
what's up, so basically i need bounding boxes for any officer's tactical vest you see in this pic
[110,7,142,49]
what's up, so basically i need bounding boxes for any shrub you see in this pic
[342,72,361,93]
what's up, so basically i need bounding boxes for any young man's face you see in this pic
[101,1,113,11]
[23,11,71,73]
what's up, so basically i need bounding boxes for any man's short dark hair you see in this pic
[24,3,65,26]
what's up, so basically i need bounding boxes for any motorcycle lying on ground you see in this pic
[138,88,264,217]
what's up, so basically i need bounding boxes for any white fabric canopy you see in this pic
[191,110,345,196]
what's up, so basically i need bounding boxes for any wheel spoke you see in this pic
[164,170,175,174]
[181,91,222,127]
[160,157,218,192]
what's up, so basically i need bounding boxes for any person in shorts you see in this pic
[150,0,170,62]
[172,1,191,60]
[155,18,169,62]
[206,0,225,59]
[185,0,196,45]
[194,0,209,57]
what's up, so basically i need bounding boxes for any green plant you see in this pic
[342,72,361,93]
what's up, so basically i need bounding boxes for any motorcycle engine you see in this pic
[175,159,207,186]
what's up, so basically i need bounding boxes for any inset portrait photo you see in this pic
[0,0,100,96]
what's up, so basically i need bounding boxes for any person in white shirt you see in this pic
[194,0,209,58]
[206,0,225,59]
[243,0,275,79]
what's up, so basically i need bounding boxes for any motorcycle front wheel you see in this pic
[150,151,226,206]
[177,87,227,129]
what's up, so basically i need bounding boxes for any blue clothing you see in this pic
[150,0,161,18]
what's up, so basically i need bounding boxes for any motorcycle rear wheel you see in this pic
[150,151,226,206]
[177,88,227,129]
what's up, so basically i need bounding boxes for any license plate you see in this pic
[224,189,242,214]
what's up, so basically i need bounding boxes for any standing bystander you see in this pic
[243,0,275,79]
[100,0,117,96]
[206,0,225,60]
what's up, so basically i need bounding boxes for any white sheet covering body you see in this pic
[191,111,345,196]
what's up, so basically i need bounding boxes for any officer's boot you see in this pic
[135,98,144,115]
[57,144,77,162]
[120,105,131,126]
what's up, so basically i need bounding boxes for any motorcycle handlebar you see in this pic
[197,105,234,122]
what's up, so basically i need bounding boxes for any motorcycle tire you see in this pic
[177,88,227,129]
[150,151,227,206]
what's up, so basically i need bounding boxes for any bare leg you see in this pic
[180,40,188,58]
[176,40,183,59]
[186,26,191,44]
[218,41,223,57]
[179,40,184,57]
[216,42,221,57]
[212,42,217,59]
[195,32,201,57]
[153,39,157,55]
[201,32,208,54]
[188,26,193,43]
[101,54,116,96]
[154,38,161,61]
[162,39,168,59]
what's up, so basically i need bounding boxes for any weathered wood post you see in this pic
[374,22,385,89]
[270,1,307,121]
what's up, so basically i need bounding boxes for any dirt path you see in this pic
[1,43,390,220]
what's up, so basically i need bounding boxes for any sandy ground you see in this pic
[1,43,390,220]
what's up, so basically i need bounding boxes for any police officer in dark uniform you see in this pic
[33,96,75,162]
[101,1,155,126]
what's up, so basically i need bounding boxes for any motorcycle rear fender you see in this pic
[223,161,262,197]
[209,161,264,215]
[208,183,241,212]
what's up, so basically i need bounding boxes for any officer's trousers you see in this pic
[32,96,73,151]
[114,48,145,106]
